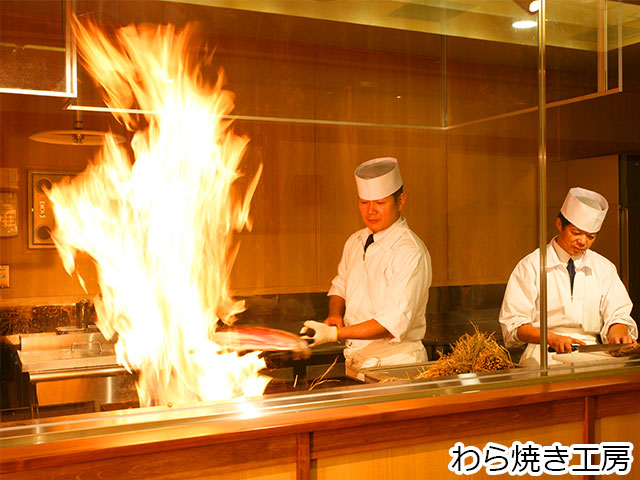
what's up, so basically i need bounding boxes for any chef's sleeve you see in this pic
[327,240,348,299]
[370,247,430,342]
[499,260,538,347]
[599,267,638,342]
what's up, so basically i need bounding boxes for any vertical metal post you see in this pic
[619,156,630,289]
[618,0,623,92]
[440,1,448,128]
[597,0,608,92]
[441,36,448,128]
[538,0,548,371]
[64,0,78,98]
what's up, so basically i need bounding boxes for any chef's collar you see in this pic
[365,216,404,244]
[551,237,585,268]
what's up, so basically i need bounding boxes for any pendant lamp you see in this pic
[29,108,126,146]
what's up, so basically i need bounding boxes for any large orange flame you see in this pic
[48,19,268,407]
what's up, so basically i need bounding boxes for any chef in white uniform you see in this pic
[300,157,432,368]
[499,187,637,366]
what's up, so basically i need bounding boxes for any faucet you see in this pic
[75,299,91,330]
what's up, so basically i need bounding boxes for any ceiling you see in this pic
[164,0,640,51]
[3,1,640,53]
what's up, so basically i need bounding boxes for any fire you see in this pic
[48,19,269,407]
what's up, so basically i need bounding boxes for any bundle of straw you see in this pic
[420,325,513,379]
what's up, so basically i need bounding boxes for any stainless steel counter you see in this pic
[347,352,638,384]
[3,355,640,449]
[10,331,136,414]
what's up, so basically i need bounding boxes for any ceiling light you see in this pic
[29,109,126,146]
[512,0,537,14]
[512,20,537,29]
[29,129,124,146]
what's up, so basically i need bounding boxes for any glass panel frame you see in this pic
[0,0,77,98]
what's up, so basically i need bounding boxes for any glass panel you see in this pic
[546,0,622,104]
[0,0,75,96]
[443,1,538,126]
[71,1,627,127]
[72,0,446,128]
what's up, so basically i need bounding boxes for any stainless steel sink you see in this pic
[20,330,108,351]
[18,331,117,373]
[14,330,136,414]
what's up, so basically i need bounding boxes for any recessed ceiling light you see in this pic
[529,1,540,12]
[513,20,537,29]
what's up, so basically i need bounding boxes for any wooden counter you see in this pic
[2,370,640,480]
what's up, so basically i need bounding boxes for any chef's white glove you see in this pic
[300,320,338,347]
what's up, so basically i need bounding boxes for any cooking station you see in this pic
[5,313,359,419]
[2,354,640,480]
[7,322,637,418]
[11,328,136,417]
[2,298,640,479]
[7,333,357,418]
[4,290,633,420]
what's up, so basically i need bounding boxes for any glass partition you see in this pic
[69,1,628,126]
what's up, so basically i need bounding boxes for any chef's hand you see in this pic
[300,320,338,347]
[324,315,344,328]
[610,335,636,344]
[607,324,637,344]
[548,332,585,354]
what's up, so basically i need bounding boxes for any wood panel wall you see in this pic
[0,94,126,303]
[446,113,538,284]
[2,6,640,303]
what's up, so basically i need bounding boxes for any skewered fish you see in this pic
[211,326,311,358]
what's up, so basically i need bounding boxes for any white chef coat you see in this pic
[328,217,432,368]
[499,238,637,366]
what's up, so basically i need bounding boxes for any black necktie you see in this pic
[567,258,576,294]
[364,234,374,252]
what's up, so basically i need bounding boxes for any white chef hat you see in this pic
[560,187,609,233]
[354,157,403,201]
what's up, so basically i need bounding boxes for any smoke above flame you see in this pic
[48,18,268,407]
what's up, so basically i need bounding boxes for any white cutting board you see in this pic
[551,350,627,364]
